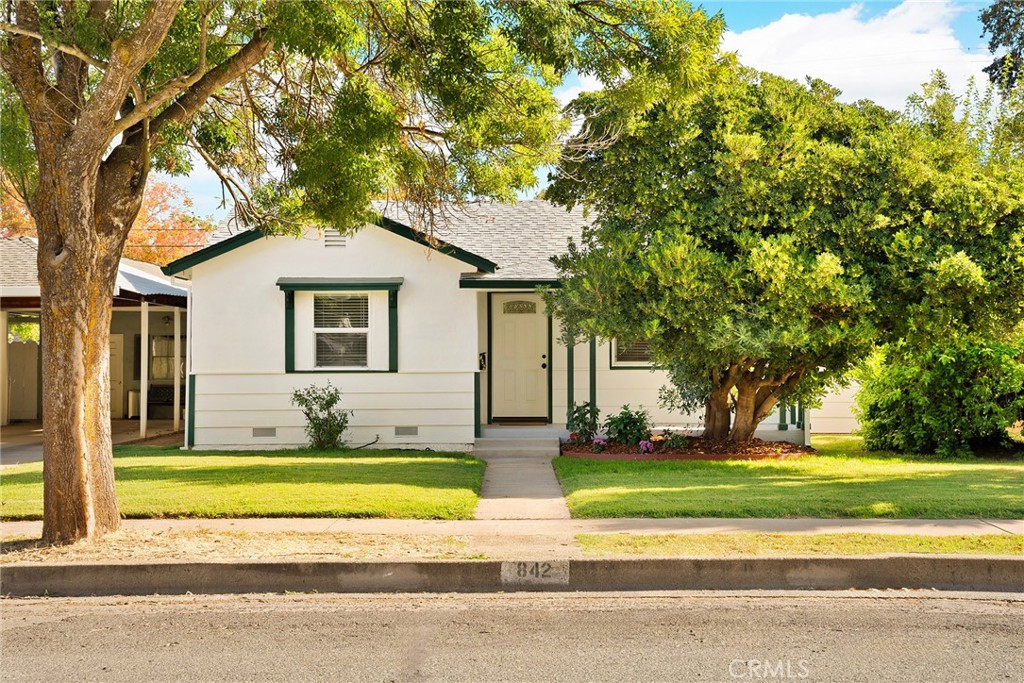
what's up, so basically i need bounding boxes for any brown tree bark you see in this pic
[729,368,806,442]
[703,386,732,441]
[34,131,149,543]
[38,233,124,542]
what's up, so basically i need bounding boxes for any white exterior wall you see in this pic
[547,329,804,443]
[188,226,480,449]
[812,382,861,434]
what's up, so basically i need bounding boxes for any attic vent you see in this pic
[394,426,419,437]
[323,229,347,248]
[252,427,277,438]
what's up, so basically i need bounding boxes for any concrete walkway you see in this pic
[473,454,571,521]
[470,449,576,557]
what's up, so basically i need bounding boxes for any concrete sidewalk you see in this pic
[4,517,1020,539]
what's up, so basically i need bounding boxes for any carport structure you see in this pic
[1,236,189,439]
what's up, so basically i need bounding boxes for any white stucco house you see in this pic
[164,200,844,451]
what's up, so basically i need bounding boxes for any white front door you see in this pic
[491,293,548,420]
[109,333,124,418]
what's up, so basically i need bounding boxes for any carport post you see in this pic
[173,307,181,431]
[140,300,149,439]
[0,310,7,426]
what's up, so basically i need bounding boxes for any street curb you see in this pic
[2,556,1021,597]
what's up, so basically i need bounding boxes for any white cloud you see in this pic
[721,1,991,109]
[554,73,603,108]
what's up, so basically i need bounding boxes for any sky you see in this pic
[171,0,994,220]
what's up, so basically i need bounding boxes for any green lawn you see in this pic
[0,445,486,520]
[554,436,1024,519]
[578,533,1024,557]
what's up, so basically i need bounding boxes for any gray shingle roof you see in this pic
[376,199,587,280]
[200,200,588,281]
[1,236,187,299]
[0,236,40,288]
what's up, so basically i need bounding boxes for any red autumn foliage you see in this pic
[1,178,211,265]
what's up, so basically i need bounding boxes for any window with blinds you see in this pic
[313,294,369,367]
[613,339,652,366]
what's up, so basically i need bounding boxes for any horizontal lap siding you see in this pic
[193,373,475,448]
[188,227,480,449]
[813,383,861,434]
[550,338,698,427]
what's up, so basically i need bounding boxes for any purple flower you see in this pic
[639,440,655,453]
[593,438,607,446]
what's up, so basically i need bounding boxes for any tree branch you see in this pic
[150,29,273,137]
[0,21,109,71]
[0,3,52,127]
[72,0,185,159]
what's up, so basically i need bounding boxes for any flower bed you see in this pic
[560,437,815,461]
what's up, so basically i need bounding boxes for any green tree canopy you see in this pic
[545,68,1024,441]
[0,0,724,543]
[981,0,1023,91]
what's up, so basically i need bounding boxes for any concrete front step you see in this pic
[473,437,561,459]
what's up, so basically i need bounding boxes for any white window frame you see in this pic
[312,293,371,369]
[610,338,653,368]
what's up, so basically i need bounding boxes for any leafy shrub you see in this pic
[662,431,690,450]
[567,402,601,443]
[603,405,652,445]
[291,382,352,449]
[855,340,1024,458]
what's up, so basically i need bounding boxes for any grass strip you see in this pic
[577,532,1024,557]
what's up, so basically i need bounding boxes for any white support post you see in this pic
[0,310,8,427]
[140,300,149,439]
[173,307,181,431]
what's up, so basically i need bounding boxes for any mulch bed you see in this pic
[560,437,816,461]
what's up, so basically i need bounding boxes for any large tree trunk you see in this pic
[729,369,803,442]
[703,387,732,441]
[34,142,147,544]
[729,378,761,442]
[39,239,123,543]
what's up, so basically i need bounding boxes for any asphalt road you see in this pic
[2,591,1021,682]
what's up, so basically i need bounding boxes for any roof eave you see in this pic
[373,215,498,273]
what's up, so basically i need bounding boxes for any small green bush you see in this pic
[855,340,1024,458]
[567,402,601,443]
[662,431,690,449]
[604,405,652,445]
[291,382,352,449]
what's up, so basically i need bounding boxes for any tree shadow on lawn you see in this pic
[113,445,478,461]
[559,461,1024,517]
[1,459,484,491]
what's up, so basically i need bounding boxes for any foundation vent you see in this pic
[323,229,347,248]
[394,426,419,437]
[252,427,277,438]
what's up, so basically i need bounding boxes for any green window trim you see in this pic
[277,277,403,291]
[283,285,399,374]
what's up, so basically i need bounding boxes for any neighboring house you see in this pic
[0,236,189,436]
[164,200,821,451]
